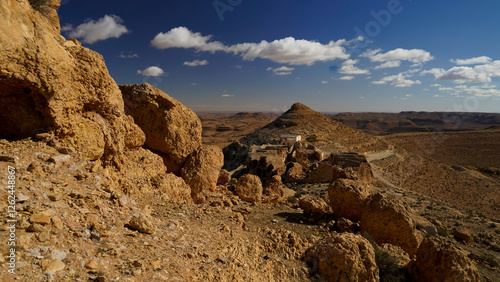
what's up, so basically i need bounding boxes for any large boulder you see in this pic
[120,83,202,172]
[235,174,263,203]
[413,237,480,282]
[299,195,332,215]
[360,193,421,257]
[305,232,379,282]
[152,173,193,204]
[328,178,373,220]
[181,145,224,203]
[0,0,145,165]
[282,162,306,183]
[263,175,285,201]
[247,152,286,182]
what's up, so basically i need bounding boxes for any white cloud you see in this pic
[235,65,243,69]
[321,81,328,84]
[339,59,370,75]
[339,76,355,80]
[183,59,209,67]
[372,73,421,87]
[66,15,129,44]
[151,27,349,65]
[362,48,433,64]
[267,66,295,76]
[221,94,234,97]
[430,83,442,87]
[374,60,401,69]
[117,51,138,58]
[137,66,164,77]
[421,61,500,83]
[451,56,492,65]
[440,85,500,97]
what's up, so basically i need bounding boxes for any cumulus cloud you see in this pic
[66,15,129,44]
[339,59,370,75]
[362,48,433,65]
[437,84,500,97]
[451,56,492,65]
[137,66,164,77]
[183,59,209,67]
[151,27,349,65]
[267,66,295,76]
[339,76,355,80]
[321,81,328,84]
[372,73,421,87]
[374,60,401,69]
[421,61,500,83]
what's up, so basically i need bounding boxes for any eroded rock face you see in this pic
[328,178,373,220]
[414,237,480,282]
[181,145,224,204]
[152,173,193,204]
[305,232,379,282]
[120,83,202,171]
[235,174,263,203]
[0,0,145,165]
[360,193,421,257]
[263,175,285,201]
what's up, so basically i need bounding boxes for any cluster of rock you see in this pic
[300,172,480,281]
[0,0,223,204]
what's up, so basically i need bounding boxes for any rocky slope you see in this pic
[0,1,494,281]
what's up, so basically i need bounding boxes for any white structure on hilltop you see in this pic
[280,135,301,146]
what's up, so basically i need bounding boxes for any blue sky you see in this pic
[58,0,500,113]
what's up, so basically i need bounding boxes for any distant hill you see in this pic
[239,103,389,153]
[330,111,500,135]
[231,112,277,121]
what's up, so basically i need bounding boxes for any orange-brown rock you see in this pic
[152,173,193,204]
[299,195,332,215]
[360,193,421,257]
[328,178,372,220]
[235,174,263,203]
[414,237,480,282]
[305,232,379,282]
[217,169,231,185]
[120,83,202,171]
[263,175,285,200]
[0,0,145,165]
[181,145,224,203]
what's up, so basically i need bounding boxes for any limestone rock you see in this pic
[453,228,473,245]
[414,237,480,282]
[305,232,379,282]
[283,162,306,183]
[44,259,65,273]
[247,152,286,181]
[152,173,193,204]
[181,145,224,204]
[235,174,263,203]
[129,214,156,234]
[263,175,285,200]
[120,83,202,170]
[360,193,421,257]
[328,178,372,220]
[0,0,145,164]
[336,217,359,233]
[299,195,332,215]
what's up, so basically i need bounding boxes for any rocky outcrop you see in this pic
[263,175,285,201]
[235,174,263,203]
[181,145,224,203]
[360,193,421,257]
[0,0,145,165]
[328,178,373,220]
[247,152,286,182]
[152,173,193,204]
[413,237,480,282]
[299,195,332,215]
[305,232,379,282]
[120,83,202,172]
